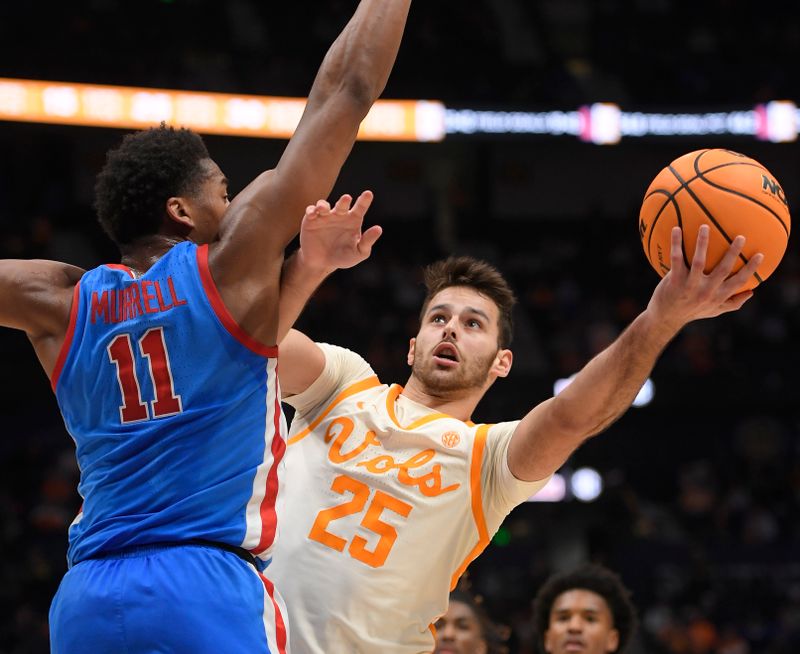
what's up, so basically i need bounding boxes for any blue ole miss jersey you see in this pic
[51,241,286,570]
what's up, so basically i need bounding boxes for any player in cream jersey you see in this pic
[272,232,761,653]
[272,344,548,653]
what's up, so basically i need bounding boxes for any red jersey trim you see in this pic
[196,244,279,358]
[105,263,135,278]
[253,363,285,554]
[51,282,82,392]
[259,572,288,654]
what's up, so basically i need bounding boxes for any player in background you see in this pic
[0,0,412,651]
[532,564,638,654]
[434,585,509,654]
[270,222,762,653]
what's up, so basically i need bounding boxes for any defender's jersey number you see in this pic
[309,474,412,568]
[107,327,183,423]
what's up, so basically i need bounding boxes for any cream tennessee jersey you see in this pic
[270,345,550,654]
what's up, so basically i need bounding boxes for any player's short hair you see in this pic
[94,123,211,246]
[532,565,638,654]
[448,587,509,654]
[420,256,516,348]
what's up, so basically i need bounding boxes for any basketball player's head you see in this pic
[533,565,638,654]
[95,123,229,250]
[434,588,509,654]
[408,256,516,395]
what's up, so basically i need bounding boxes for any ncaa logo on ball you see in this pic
[761,175,789,208]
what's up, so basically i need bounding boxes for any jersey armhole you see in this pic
[196,244,279,358]
[50,282,81,392]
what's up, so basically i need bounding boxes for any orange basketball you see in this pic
[639,149,791,291]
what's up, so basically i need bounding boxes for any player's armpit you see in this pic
[0,259,83,337]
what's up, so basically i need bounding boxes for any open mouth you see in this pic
[563,640,586,651]
[432,342,460,365]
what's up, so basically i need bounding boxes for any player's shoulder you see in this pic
[317,342,376,378]
[18,259,85,292]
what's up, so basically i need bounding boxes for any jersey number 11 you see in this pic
[107,327,183,423]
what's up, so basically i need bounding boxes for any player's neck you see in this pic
[401,375,483,423]
[119,234,189,277]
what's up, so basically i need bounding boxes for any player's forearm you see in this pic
[311,0,412,109]
[549,310,678,437]
[511,311,676,479]
[276,251,331,344]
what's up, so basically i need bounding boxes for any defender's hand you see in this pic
[297,191,382,274]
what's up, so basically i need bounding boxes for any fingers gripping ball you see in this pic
[639,149,791,290]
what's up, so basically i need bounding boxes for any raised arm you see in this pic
[277,191,381,395]
[0,259,85,376]
[209,0,411,346]
[507,226,764,482]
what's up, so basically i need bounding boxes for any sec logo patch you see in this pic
[441,431,461,448]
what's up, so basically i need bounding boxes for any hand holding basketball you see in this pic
[646,224,764,334]
[639,149,790,292]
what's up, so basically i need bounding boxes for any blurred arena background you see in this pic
[1,1,799,652]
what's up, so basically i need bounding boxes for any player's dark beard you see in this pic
[412,348,497,394]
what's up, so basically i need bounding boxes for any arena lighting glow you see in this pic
[0,78,446,142]
[579,103,621,145]
[526,473,566,502]
[2,78,797,144]
[553,375,654,408]
[755,101,798,142]
[571,468,603,502]
[446,103,800,142]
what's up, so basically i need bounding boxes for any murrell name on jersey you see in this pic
[90,277,188,324]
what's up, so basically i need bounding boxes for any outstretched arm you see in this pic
[210,0,411,346]
[277,191,381,395]
[0,259,85,376]
[507,225,764,482]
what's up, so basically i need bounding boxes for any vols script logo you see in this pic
[322,416,460,497]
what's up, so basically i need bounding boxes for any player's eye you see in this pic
[432,315,446,324]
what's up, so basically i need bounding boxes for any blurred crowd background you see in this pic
[1,1,799,652]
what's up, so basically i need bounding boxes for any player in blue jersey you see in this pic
[0,1,411,652]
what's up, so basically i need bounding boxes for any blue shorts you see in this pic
[49,543,288,654]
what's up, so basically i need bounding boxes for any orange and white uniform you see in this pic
[270,345,549,653]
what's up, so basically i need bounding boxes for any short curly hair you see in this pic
[448,588,510,654]
[532,565,638,654]
[94,124,211,246]
[420,256,517,348]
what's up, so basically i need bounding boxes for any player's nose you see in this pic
[438,623,457,640]
[441,317,458,338]
[567,615,584,632]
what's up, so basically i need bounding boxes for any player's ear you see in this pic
[492,348,512,378]
[166,197,195,230]
[543,627,555,654]
[606,628,619,653]
[407,338,416,366]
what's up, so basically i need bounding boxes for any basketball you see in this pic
[639,149,791,291]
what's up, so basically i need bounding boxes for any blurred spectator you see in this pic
[531,564,638,654]
[435,584,510,654]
